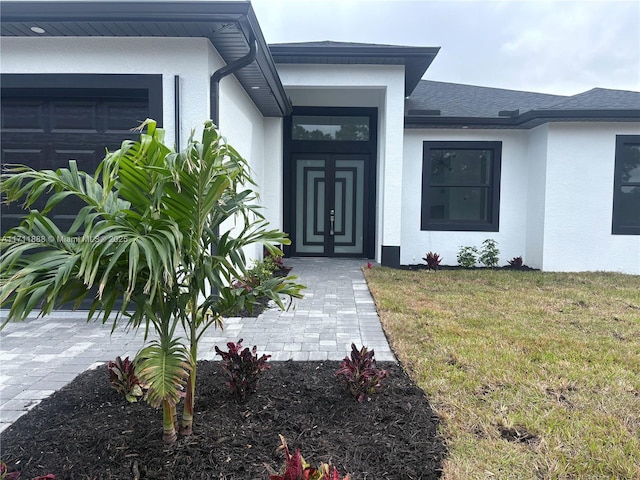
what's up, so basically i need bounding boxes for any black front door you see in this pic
[284,107,377,258]
[293,154,368,256]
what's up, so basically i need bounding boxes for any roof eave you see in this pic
[240,8,292,116]
[270,44,440,57]
[405,109,640,129]
[519,109,640,123]
[404,116,515,129]
[0,1,291,117]
[235,7,292,116]
[0,1,250,24]
[270,44,440,96]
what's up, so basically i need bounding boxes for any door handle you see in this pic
[329,209,335,236]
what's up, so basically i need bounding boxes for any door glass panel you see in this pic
[334,159,364,254]
[295,159,325,253]
[292,116,369,141]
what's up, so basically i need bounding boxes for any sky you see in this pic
[251,0,640,96]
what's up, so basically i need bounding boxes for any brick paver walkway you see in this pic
[0,258,394,432]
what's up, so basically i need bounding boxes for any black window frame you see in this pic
[421,140,502,232]
[612,134,640,235]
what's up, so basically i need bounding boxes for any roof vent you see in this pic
[498,109,519,117]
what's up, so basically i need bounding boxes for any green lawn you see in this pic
[363,268,640,480]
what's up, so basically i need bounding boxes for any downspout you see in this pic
[174,75,181,151]
[209,35,258,252]
[210,36,258,126]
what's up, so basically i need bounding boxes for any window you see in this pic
[421,141,502,231]
[612,135,640,235]
[292,115,369,141]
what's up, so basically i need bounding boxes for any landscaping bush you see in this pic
[478,239,500,268]
[456,246,478,268]
[335,343,388,402]
[215,339,271,399]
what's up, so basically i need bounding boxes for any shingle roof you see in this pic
[542,88,640,110]
[406,80,640,128]
[406,81,566,117]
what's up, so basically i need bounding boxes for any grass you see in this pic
[363,268,640,480]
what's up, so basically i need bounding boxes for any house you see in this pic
[1,1,639,274]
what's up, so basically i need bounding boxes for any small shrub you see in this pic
[215,339,271,399]
[457,246,478,268]
[422,252,442,270]
[107,356,145,403]
[233,255,282,294]
[508,256,524,268]
[249,258,277,284]
[478,239,500,268]
[263,249,285,272]
[232,252,287,298]
[230,259,277,314]
[1,461,21,480]
[335,343,388,402]
[266,435,352,480]
[0,463,54,480]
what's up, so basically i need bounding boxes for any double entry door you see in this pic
[293,154,368,256]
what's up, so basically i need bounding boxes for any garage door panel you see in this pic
[51,101,100,132]
[1,101,46,131]
[54,148,101,169]
[1,147,47,231]
[105,101,149,131]
[2,148,45,165]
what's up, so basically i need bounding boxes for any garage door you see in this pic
[1,88,150,235]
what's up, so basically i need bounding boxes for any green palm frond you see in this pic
[136,333,190,409]
[1,118,306,442]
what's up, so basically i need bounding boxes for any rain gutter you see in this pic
[210,36,258,126]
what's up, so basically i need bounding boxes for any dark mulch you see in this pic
[1,361,446,480]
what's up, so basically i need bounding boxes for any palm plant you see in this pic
[0,119,304,443]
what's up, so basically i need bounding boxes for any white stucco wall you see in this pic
[262,117,285,231]
[276,64,406,262]
[402,129,530,267]
[0,36,219,147]
[1,36,279,262]
[402,122,640,274]
[542,122,640,274]
[216,54,284,261]
[525,124,549,268]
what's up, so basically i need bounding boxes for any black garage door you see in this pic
[1,90,149,235]
[1,75,162,310]
[1,74,163,236]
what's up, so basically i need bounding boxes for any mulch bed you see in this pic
[1,360,446,480]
